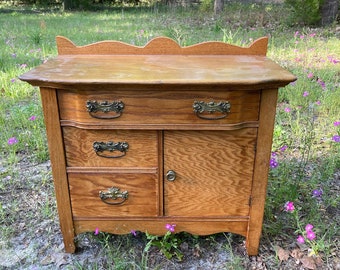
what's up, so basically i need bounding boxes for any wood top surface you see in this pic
[19,36,296,89]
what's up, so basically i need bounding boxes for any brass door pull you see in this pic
[193,100,231,120]
[166,170,177,181]
[93,141,129,158]
[86,100,124,119]
[99,187,128,205]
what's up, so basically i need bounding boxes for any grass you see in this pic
[0,2,339,269]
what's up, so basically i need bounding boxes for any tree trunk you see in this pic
[321,0,339,25]
[63,0,73,10]
[214,0,224,15]
[63,0,86,10]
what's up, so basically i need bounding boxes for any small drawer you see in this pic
[63,128,158,167]
[68,172,158,218]
[58,89,260,127]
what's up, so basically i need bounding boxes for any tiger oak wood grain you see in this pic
[164,129,256,217]
[58,90,260,127]
[56,36,268,56]
[19,55,295,90]
[19,36,296,255]
[63,128,158,167]
[73,219,249,237]
[246,89,279,255]
[39,88,76,253]
[69,173,158,218]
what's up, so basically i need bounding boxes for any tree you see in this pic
[285,0,339,25]
[63,0,77,10]
[321,0,339,25]
[63,0,90,10]
[214,0,224,15]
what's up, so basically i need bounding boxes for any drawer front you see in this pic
[164,129,257,217]
[58,90,260,126]
[69,173,158,218]
[63,128,158,167]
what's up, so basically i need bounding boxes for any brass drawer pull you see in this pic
[99,187,128,205]
[93,141,129,158]
[193,100,231,120]
[86,100,124,119]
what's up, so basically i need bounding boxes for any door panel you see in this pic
[164,129,256,217]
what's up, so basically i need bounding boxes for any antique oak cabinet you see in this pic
[20,36,296,255]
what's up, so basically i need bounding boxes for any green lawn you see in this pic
[0,2,339,269]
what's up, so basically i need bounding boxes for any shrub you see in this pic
[284,0,323,25]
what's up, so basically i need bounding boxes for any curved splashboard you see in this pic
[56,36,268,56]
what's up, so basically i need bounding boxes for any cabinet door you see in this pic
[164,129,257,217]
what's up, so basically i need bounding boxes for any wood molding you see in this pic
[56,36,268,56]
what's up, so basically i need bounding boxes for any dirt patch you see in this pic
[0,160,339,269]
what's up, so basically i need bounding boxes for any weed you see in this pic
[223,233,244,270]
[144,224,183,261]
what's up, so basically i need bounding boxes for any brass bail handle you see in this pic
[86,100,125,119]
[99,187,128,205]
[193,100,231,120]
[93,141,129,158]
[166,170,176,181]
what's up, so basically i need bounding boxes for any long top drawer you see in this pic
[58,89,260,129]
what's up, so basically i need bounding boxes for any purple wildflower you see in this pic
[270,158,278,168]
[297,235,305,244]
[165,224,176,233]
[284,201,295,212]
[94,227,99,235]
[317,79,326,89]
[312,188,323,198]
[332,135,340,142]
[328,56,339,64]
[307,72,314,78]
[8,137,18,145]
[280,145,288,152]
[306,230,316,241]
[305,224,314,232]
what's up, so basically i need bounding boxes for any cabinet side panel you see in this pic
[247,89,278,255]
[40,87,75,253]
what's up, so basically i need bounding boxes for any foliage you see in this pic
[263,29,339,263]
[199,0,213,12]
[6,0,161,9]
[284,0,324,25]
[144,224,183,261]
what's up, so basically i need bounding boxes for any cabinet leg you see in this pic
[245,236,260,256]
[64,240,76,253]
[246,89,279,257]
[40,88,77,254]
